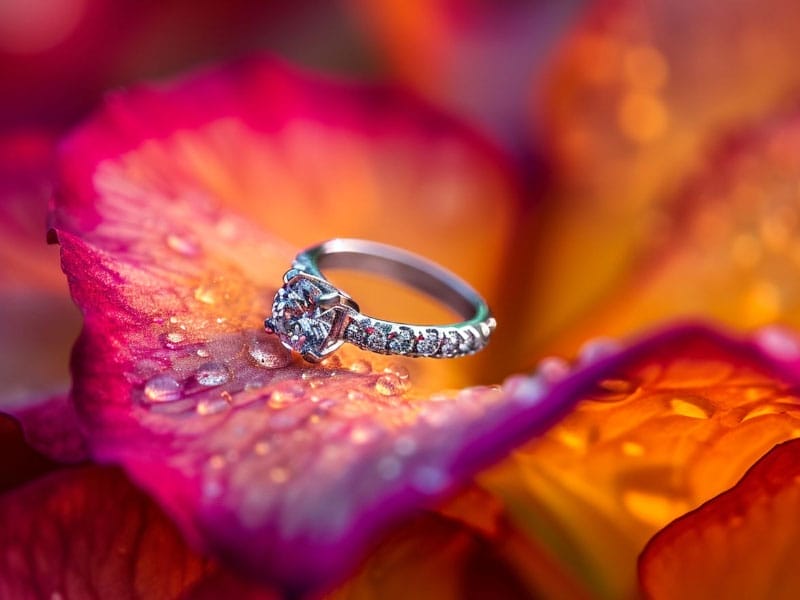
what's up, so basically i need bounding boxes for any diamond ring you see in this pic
[265,239,496,362]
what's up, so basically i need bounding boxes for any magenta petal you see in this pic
[2,392,87,463]
[49,57,631,593]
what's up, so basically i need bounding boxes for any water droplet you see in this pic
[535,356,570,383]
[268,385,304,408]
[165,233,201,257]
[578,337,622,365]
[503,375,546,406]
[385,363,410,380]
[347,390,365,402]
[248,339,290,368]
[169,316,179,324]
[349,359,372,374]
[669,396,712,419]
[375,373,402,396]
[253,441,270,455]
[196,394,231,416]
[740,404,784,422]
[195,362,230,386]
[196,348,210,358]
[755,325,800,361]
[143,375,181,403]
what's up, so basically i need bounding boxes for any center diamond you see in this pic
[265,277,334,356]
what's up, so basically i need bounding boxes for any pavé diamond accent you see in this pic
[440,331,463,357]
[387,326,415,354]
[416,329,441,356]
[345,318,369,345]
[365,322,391,352]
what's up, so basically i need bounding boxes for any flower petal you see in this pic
[350,0,586,143]
[521,0,800,352]
[0,414,57,492]
[0,465,276,599]
[49,58,573,593]
[549,110,800,352]
[639,438,800,599]
[0,130,81,398]
[480,324,800,597]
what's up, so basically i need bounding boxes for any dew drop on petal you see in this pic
[196,394,231,416]
[196,348,210,358]
[349,359,372,374]
[755,325,800,361]
[195,362,230,386]
[375,373,402,396]
[535,356,571,383]
[669,395,713,419]
[578,337,623,365]
[249,339,291,368]
[503,375,546,406]
[143,375,182,404]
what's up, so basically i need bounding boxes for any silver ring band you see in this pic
[265,239,496,362]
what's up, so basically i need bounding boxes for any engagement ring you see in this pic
[265,239,495,362]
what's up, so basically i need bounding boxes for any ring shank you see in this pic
[291,238,495,359]
[311,241,480,322]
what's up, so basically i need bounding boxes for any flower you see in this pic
[5,1,800,597]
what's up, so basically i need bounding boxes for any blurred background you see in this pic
[5,0,800,396]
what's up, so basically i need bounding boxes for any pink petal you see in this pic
[50,57,592,593]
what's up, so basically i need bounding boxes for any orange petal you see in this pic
[522,0,800,353]
[639,438,800,599]
[479,325,800,597]
[550,110,800,353]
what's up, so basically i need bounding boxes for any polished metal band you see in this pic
[265,239,495,362]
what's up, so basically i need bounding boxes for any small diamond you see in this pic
[366,322,391,352]
[416,329,441,356]
[460,330,477,353]
[440,331,463,357]
[387,326,415,354]
[345,318,369,345]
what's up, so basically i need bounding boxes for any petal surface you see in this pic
[0,465,276,599]
[0,130,81,398]
[350,0,586,144]
[480,324,800,598]
[521,0,800,353]
[49,58,587,593]
[639,437,800,599]
[550,110,800,352]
